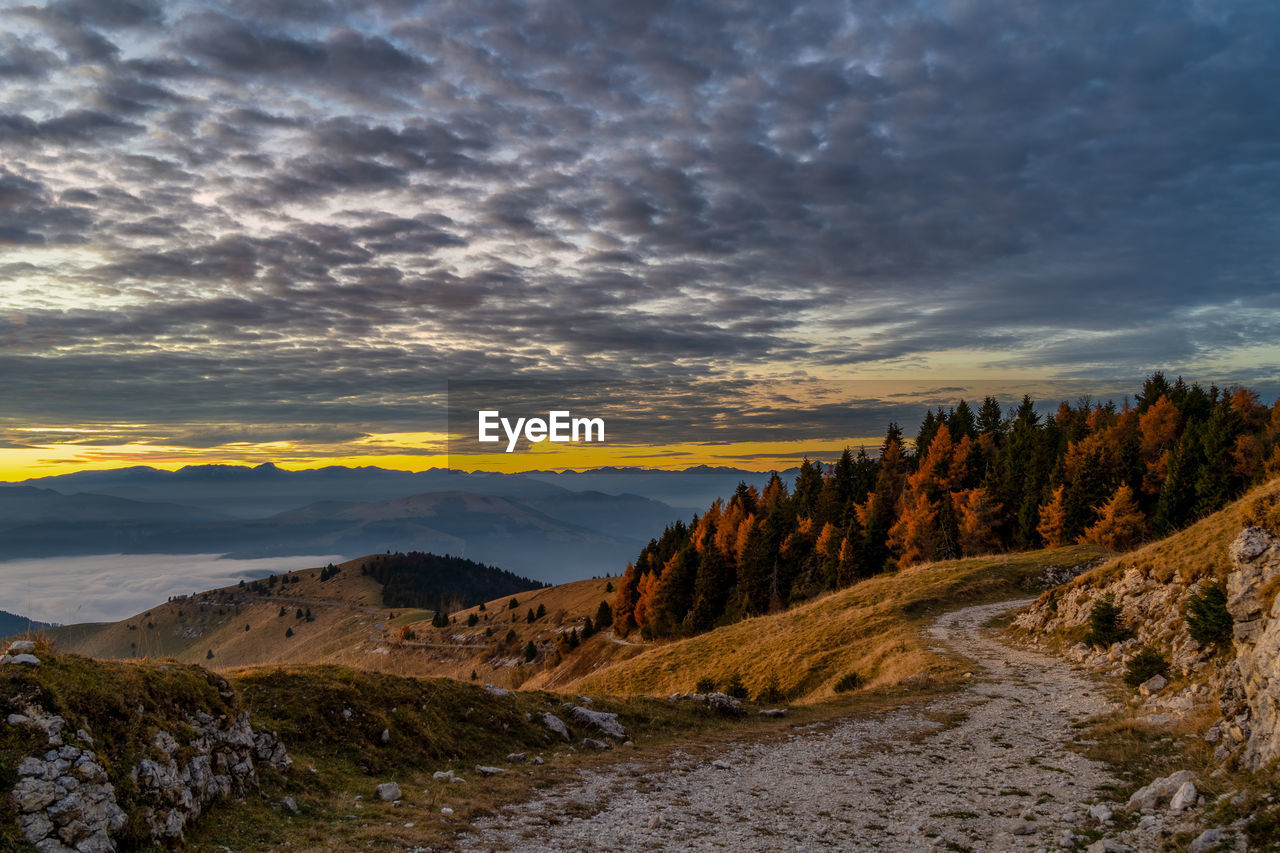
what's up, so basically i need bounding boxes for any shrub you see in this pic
[1186,582,1232,648]
[756,677,785,704]
[695,677,716,694]
[1124,646,1170,687]
[725,672,748,700]
[467,613,479,627]
[397,625,416,643]
[509,598,519,610]
[1084,595,1132,647]
[833,672,864,693]
[523,641,537,662]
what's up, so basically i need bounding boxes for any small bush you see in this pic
[756,677,785,704]
[833,672,864,693]
[1084,595,1132,647]
[1124,646,1169,687]
[725,672,748,700]
[523,641,537,662]
[695,677,716,694]
[467,612,479,627]
[1186,582,1232,648]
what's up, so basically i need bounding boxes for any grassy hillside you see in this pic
[45,558,622,690]
[575,544,1108,702]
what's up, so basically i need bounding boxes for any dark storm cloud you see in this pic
[1,0,1278,449]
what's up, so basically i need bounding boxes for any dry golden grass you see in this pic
[1065,477,1280,590]
[574,544,1108,703]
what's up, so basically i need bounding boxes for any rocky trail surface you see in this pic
[456,599,1124,852]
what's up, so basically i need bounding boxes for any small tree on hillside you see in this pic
[1081,484,1146,550]
[1037,485,1070,547]
[285,627,294,638]
[1085,595,1131,647]
[523,640,537,662]
[1186,582,1232,647]
[595,600,613,629]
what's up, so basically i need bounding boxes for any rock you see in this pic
[648,814,662,829]
[581,738,611,750]
[1086,840,1131,853]
[568,706,626,739]
[1126,770,1195,811]
[1089,803,1113,822]
[73,830,114,853]
[281,797,299,814]
[542,712,570,741]
[8,640,37,654]
[432,770,456,782]
[1188,828,1224,853]
[1011,821,1037,835]
[441,807,454,815]
[380,729,390,744]
[1168,780,1198,812]
[475,766,506,777]
[484,685,510,698]
[1139,674,1167,696]
[758,708,787,717]
[506,753,526,763]
[1221,526,1280,770]
[375,782,401,802]
[707,692,745,715]
[711,759,732,770]
[7,653,41,666]
[1056,829,1076,848]
[530,755,544,765]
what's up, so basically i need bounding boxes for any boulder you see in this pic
[581,738,611,750]
[8,640,37,654]
[375,782,401,801]
[542,712,570,741]
[1126,770,1195,812]
[1168,780,1198,812]
[1088,803,1112,822]
[568,706,626,739]
[474,765,505,777]
[1188,828,1224,853]
[1138,674,1166,696]
[7,653,41,666]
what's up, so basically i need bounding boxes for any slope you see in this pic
[574,544,1109,702]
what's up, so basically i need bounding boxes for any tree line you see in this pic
[613,373,1280,639]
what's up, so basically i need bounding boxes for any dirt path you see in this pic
[456,599,1121,852]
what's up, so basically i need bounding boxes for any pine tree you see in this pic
[594,600,613,629]
[523,641,537,662]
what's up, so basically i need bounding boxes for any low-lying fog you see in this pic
[0,553,345,625]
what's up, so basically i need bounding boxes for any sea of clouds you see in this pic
[0,553,345,625]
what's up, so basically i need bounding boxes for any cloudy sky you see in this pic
[1,0,1278,475]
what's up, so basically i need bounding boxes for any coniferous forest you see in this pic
[612,374,1280,639]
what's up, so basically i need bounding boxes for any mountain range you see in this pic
[0,464,785,584]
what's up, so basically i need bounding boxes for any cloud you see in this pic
[0,0,1276,453]
[0,553,343,623]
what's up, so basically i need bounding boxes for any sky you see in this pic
[1,0,1278,477]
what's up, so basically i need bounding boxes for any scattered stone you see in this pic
[484,685,510,698]
[711,759,732,770]
[648,814,662,829]
[280,797,299,814]
[1088,803,1113,822]
[380,728,390,744]
[758,708,787,717]
[1011,821,1037,836]
[506,752,526,763]
[375,782,402,802]
[441,807,454,815]
[530,755,544,765]
[6,653,41,666]
[475,766,506,777]
[8,640,37,654]
[432,770,456,782]
[706,692,745,715]
[542,712,570,741]
[581,738,611,751]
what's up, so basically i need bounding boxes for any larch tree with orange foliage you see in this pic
[1081,484,1146,550]
[1036,485,1070,547]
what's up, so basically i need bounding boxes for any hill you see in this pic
[0,609,53,639]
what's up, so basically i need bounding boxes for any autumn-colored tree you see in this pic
[1138,395,1180,495]
[955,487,1002,556]
[1036,485,1070,547]
[1081,484,1146,550]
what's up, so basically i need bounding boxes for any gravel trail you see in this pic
[457,599,1119,852]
